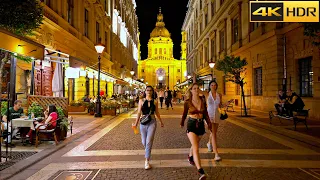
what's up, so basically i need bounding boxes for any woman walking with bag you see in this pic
[202,80,223,161]
[181,83,212,180]
[133,86,164,170]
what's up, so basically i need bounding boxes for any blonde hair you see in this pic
[186,83,199,100]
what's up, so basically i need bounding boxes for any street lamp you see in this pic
[130,68,135,76]
[141,78,144,82]
[187,74,192,79]
[209,60,216,80]
[94,43,105,117]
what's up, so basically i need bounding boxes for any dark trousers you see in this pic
[284,104,303,117]
[274,103,283,115]
[166,98,173,108]
[159,97,164,108]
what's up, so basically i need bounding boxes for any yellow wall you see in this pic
[74,76,86,101]
[107,82,113,97]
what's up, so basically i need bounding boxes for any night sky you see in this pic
[135,0,189,60]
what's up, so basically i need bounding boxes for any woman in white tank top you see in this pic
[202,80,222,161]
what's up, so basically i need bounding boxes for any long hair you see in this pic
[48,104,57,117]
[186,83,199,100]
[208,80,218,92]
[143,86,155,100]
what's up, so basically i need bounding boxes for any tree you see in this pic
[302,23,320,47]
[0,0,43,110]
[216,55,249,116]
[0,0,43,36]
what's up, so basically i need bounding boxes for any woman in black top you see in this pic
[133,86,164,170]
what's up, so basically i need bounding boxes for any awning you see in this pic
[116,79,130,86]
[0,28,44,60]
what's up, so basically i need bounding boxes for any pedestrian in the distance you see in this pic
[158,89,165,109]
[181,83,212,180]
[133,86,164,170]
[201,80,223,161]
[165,87,173,110]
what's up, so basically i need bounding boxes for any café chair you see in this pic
[35,119,60,148]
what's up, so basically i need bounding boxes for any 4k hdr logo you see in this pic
[250,1,319,22]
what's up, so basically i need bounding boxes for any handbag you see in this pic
[220,110,228,120]
[140,111,152,125]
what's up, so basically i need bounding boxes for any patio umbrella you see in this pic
[52,63,63,97]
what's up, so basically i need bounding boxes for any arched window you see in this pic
[155,48,157,54]
[164,48,166,54]
[159,48,162,54]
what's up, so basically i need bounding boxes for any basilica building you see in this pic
[138,9,187,90]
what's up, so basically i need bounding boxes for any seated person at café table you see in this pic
[1,100,25,147]
[26,105,58,143]
[284,90,305,117]
[274,90,287,116]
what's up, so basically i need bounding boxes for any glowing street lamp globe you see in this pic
[158,76,163,81]
[209,61,215,69]
[95,44,105,54]
[187,74,192,79]
[130,68,135,76]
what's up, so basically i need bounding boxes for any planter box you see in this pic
[103,108,116,116]
[55,128,67,141]
[68,106,85,112]
[89,110,95,115]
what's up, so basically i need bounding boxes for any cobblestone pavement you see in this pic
[6,104,320,180]
[93,167,315,180]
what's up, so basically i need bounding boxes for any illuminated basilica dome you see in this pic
[150,8,171,38]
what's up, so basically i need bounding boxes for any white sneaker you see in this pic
[214,154,221,161]
[145,160,151,170]
[207,143,213,152]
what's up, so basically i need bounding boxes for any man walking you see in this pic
[165,87,173,110]
[158,89,165,109]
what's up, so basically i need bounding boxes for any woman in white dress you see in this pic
[201,80,222,161]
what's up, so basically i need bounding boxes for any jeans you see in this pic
[3,122,19,143]
[140,118,157,159]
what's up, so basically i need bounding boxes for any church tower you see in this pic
[138,8,187,90]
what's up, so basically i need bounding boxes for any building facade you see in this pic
[182,0,320,119]
[25,0,139,101]
[138,9,187,90]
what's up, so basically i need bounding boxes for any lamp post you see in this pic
[94,44,105,117]
[130,68,135,94]
[209,60,216,81]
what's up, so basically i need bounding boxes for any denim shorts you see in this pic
[186,117,205,136]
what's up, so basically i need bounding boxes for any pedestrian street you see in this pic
[16,104,320,180]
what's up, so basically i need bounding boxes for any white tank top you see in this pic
[207,92,220,121]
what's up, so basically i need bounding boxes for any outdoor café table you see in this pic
[11,118,38,145]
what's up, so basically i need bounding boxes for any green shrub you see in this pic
[28,102,43,118]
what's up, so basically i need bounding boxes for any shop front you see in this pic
[0,29,44,106]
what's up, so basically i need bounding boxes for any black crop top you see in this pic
[141,99,155,115]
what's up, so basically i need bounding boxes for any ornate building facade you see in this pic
[138,9,187,90]
[182,0,320,119]
[25,0,139,101]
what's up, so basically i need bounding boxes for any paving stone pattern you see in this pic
[87,116,290,151]
[0,151,37,171]
[48,169,100,180]
[93,167,317,180]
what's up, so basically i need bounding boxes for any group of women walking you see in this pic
[133,80,223,180]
